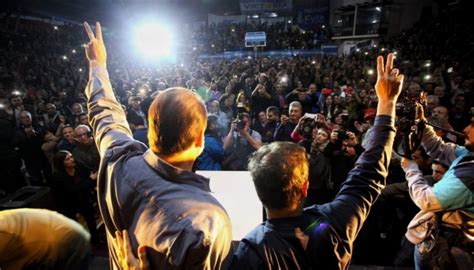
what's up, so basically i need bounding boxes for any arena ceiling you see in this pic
[4,0,241,23]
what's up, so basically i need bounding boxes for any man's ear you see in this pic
[301,180,309,198]
[195,128,205,148]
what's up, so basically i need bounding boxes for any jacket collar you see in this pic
[143,149,211,192]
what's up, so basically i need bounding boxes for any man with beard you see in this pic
[401,108,474,270]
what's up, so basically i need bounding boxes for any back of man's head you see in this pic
[148,87,207,158]
[248,142,308,210]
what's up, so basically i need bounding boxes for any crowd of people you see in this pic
[0,7,473,269]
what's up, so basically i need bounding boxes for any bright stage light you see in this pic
[132,22,173,59]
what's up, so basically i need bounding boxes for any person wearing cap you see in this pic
[360,108,377,149]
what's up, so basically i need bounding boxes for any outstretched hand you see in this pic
[375,53,404,103]
[83,22,107,67]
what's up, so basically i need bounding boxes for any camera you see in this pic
[337,130,349,141]
[394,95,422,157]
[235,113,246,131]
[300,117,317,139]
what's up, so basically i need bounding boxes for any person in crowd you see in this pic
[426,160,449,185]
[429,105,453,132]
[130,116,148,147]
[274,101,302,142]
[78,113,90,127]
[425,95,439,117]
[251,83,274,117]
[307,83,321,113]
[51,150,99,244]
[0,109,25,194]
[14,110,51,185]
[230,53,404,269]
[57,124,77,152]
[72,124,100,174]
[329,130,364,197]
[251,110,268,139]
[127,96,147,128]
[264,106,280,143]
[69,102,85,127]
[305,127,333,205]
[45,102,62,132]
[83,22,232,269]
[208,99,230,136]
[0,208,91,270]
[285,81,312,113]
[401,106,473,270]
[223,112,262,170]
[40,129,60,166]
[195,114,225,170]
[220,93,235,125]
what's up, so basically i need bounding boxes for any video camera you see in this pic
[394,93,424,158]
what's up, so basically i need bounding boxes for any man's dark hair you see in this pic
[206,114,218,134]
[248,142,308,210]
[266,106,280,116]
[148,87,207,157]
[432,160,449,171]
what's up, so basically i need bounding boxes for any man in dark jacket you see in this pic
[232,53,403,269]
[83,22,232,269]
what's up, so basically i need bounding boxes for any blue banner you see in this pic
[197,48,337,60]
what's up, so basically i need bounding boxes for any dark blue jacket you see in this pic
[196,133,225,171]
[232,116,396,270]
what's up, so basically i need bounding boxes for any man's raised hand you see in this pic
[83,22,107,67]
[375,53,403,103]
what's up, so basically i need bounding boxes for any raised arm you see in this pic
[415,105,463,164]
[83,22,133,157]
[314,53,403,248]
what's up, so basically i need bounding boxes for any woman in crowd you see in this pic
[304,127,333,206]
[51,150,99,244]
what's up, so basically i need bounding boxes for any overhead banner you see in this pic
[296,7,329,29]
[239,0,293,14]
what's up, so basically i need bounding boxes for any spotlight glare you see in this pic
[424,74,431,81]
[72,49,76,54]
[78,68,83,72]
[425,63,431,67]
[322,25,326,29]
[364,52,369,55]
[381,48,386,51]
[54,26,58,30]
[133,22,174,59]
[367,69,374,75]
[356,48,360,52]
[62,55,68,60]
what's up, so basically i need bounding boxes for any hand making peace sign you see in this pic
[83,22,107,67]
